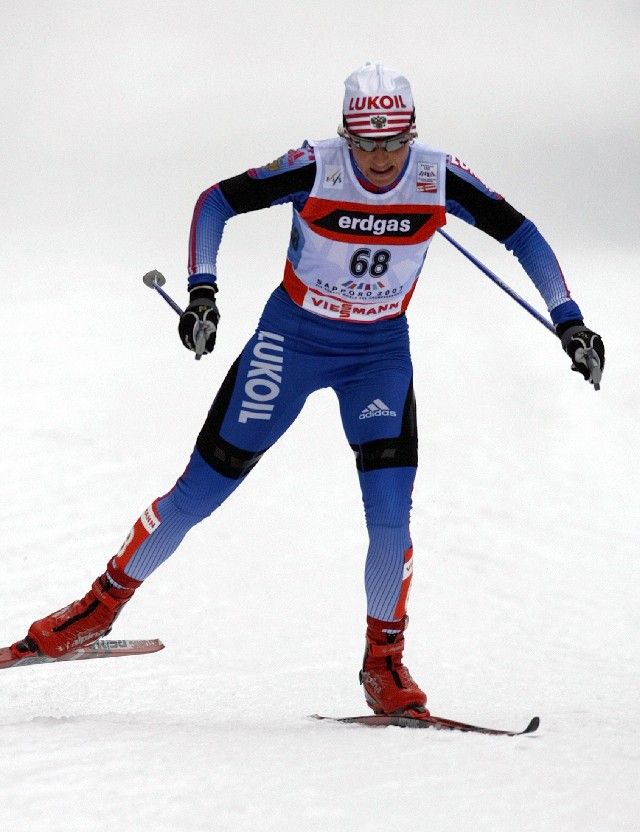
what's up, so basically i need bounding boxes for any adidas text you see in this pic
[359,399,397,420]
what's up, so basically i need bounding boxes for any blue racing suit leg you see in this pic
[113,291,316,580]
[112,286,419,614]
[334,336,417,623]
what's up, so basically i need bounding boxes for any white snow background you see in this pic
[1,2,639,831]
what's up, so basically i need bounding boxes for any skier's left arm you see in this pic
[445,156,604,385]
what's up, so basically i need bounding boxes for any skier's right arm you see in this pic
[179,146,316,356]
[187,145,316,289]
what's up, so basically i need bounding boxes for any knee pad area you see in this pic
[196,432,264,480]
[350,436,418,473]
[168,448,246,519]
[194,356,266,481]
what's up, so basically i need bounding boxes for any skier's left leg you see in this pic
[336,367,427,716]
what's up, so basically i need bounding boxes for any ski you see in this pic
[0,638,164,671]
[310,712,539,736]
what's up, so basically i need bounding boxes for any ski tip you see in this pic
[309,712,541,735]
[144,639,165,652]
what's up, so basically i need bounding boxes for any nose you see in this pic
[370,146,390,164]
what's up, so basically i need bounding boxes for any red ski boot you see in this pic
[360,615,429,716]
[10,567,141,659]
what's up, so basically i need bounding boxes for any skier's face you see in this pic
[350,141,410,187]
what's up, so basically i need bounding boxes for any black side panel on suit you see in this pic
[219,164,318,214]
[445,168,526,241]
[196,356,265,479]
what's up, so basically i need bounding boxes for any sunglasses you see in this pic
[341,128,415,153]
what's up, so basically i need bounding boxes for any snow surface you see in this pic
[2,3,639,831]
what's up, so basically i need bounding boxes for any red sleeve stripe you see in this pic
[188,184,220,274]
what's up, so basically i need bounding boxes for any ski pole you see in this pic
[436,228,556,334]
[142,270,184,315]
[142,270,214,361]
[436,229,602,390]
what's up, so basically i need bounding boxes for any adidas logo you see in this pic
[359,399,397,419]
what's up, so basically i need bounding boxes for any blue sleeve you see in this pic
[187,144,316,289]
[445,156,582,325]
[188,185,236,289]
[503,220,582,325]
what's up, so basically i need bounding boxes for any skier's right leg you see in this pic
[11,450,249,659]
[12,308,311,658]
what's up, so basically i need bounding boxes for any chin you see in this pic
[370,171,396,184]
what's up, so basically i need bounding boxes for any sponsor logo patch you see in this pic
[238,331,285,424]
[347,95,409,111]
[448,155,479,178]
[141,504,161,534]
[417,161,438,193]
[448,155,501,197]
[359,399,397,419]
[265,156,284,171]
[324,166,343,188]
[114,500,161,564]
[302,295,402,321]
[312,210,432,237]
[313,278,402,302]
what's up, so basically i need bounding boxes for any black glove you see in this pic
[556,320,605,388]
[178,284,220,358]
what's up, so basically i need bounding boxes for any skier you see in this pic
[10,63,604,717]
